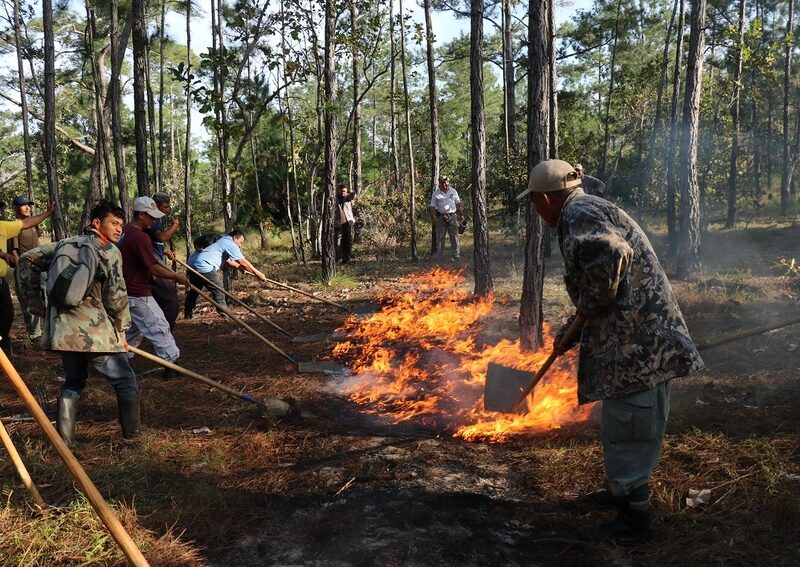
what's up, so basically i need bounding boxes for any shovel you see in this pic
[484,311,800,414]
[484,314,586,413]
[127,345,294,417]
[174,256,291,338]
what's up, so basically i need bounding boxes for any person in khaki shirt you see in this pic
[8,196,44,340]
[0,198,52,356]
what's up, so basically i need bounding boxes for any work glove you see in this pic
[554,314,581,354]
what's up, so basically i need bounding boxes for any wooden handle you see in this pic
[696,315,800,350]
[187,282,298,367]
[511,314,586,412]
[0,417,47,512]
[126,346,268,411]
[258,275,349,312]
[174,257,290,338]
[0,349,149,566]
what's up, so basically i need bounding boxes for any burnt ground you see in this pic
[2,223,800,566]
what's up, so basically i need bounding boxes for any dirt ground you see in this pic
[2,223,800,566]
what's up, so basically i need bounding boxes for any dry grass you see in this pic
[3,219,800,564]
[0,496,203,566]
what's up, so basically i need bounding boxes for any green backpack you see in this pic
[46,235,99,308]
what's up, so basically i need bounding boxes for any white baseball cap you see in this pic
[132,196,165,218]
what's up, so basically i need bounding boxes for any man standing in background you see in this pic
[573,163,607,198]
[0,199,53,355]
[429,176,463,260]
[8,196,45,341]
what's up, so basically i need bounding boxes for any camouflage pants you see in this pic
[601,381,671,502]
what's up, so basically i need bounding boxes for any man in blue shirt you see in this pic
[184,229,267,319]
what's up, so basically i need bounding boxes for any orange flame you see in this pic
[332,269,594,442]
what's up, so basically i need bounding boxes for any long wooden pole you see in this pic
[174,257,290,337]
[0,349,149,566]
[127,345,273,411]
[187,282,299,367]
[697,315,800,351]
[257,275,348,312]
[0,417,47,511]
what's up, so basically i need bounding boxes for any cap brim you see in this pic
[149,209,166,219]
[516,187,533,201]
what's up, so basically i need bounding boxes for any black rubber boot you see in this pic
[117,396,141,440]
[583,488,623,508]
[579,504,654,544]
[161,368,180,381]
[56,390,80,447]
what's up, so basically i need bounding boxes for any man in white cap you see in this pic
[118,196,189,378]
[573,163,607,198]
[519,159,703,543]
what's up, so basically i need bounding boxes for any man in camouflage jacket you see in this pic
[518,159,704,543]
[17,201,140,445]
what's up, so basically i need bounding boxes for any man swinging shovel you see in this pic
[513,159,705,544]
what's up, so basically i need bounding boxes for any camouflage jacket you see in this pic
[17,230,130,353]
[557,189,704,403]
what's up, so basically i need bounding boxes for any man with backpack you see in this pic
[0,199,53,356]
[118,197,190,377]
[184,229,267,319]
[16,201,141,445]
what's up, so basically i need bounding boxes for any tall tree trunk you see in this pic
[752,97,762,201]
[159,0,166,193]
[13,0,33,201]
[184,0,193,255]
[471,0,492,295]
[666,0,685,256]
[547,0,558,158]
[726,0,746,228]
[84,3,114,223]
[322,0,338,281]
[520,0,550,351]
[145,41,160,194]
[211,0,232,229]
[281,0,305,263]
[424,0,440,255]
[43,0,67,238]
[599,0,622,180]
[501,0,516,156]
[780,0,795,214]
[389,0,402,193]
[640,0,678,224]
[398,0,418,261]
[676,0,706,279]
[351,1,362,198]
[132,0,150,197]
[109,0,130,219]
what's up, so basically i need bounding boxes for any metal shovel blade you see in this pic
[483,362,535,413]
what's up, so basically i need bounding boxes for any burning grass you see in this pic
[332,268,593,442]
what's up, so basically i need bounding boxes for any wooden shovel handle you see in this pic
[254,274,349,312]
[0,348,149,566]
[187,282,299,367]
[511,314,586,412]
[0,417,47,511]
[127,345,268,411]
[174,257,290,338]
